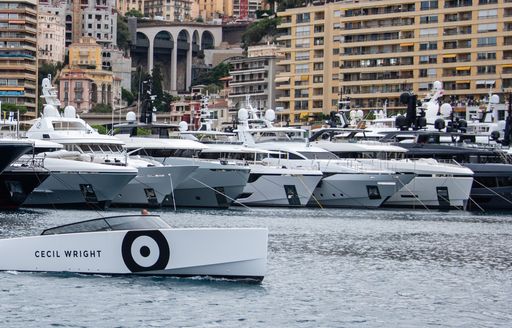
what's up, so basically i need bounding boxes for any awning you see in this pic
[456,66,471,71]
[502,64,512,68]
[476,80,495,85]
[456,80,471,84]
[300,75,309,81]
[443,54,456,58]
[400,43,414,47]
[275,76,290,83]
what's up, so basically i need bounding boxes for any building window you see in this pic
[477,52,496,60]
[478,9,498,19]
[477,65,496,74]
[420,1,438,10]
[296,13,310,23]
[477,23,497,33]
[420,15,438,24]
[419,28,438,37]
[295,26,310,37]
[477,37,497,47]
[419,42,438,50]
[295,64,309,74]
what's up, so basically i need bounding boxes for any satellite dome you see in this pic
[238,108,249,121]
[433,81,443,91]
[43,104,59,118]
[126,111,136,122]
[356,110,364,119]
[264,109,276,122]
[440,103,453,117]
[490,94,500,104]
[178,121,188,132]
[63,106,76,118]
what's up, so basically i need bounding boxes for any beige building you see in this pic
[59,37,118,113]
[228,43,283,111]
[276,0,512,124]
[190,0,231,21]
[0,0,38,118]
[143,0,192,21]
[37,12,66,63]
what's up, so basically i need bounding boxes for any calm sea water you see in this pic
[0,207,511,327]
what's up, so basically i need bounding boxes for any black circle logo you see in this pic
[121,230,170,272]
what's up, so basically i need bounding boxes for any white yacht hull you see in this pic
[160,158,250,208]
[23,172,135,207]
[308,173,408,208]
[22,158,137,208]
[0,228,268,281]
[357,159,474,209]
[237,166,322,207]
[112,165,197,207]
[383,176,473,209]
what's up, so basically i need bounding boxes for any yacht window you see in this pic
[90,144,101,152]
[52,121,85,130]
[497,176,512,187]
[41,215,170,235]
[473,176,497,188]
[298,151,339,160]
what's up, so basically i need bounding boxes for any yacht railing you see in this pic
[12,156,45,169]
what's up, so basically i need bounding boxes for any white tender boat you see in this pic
[0,214,268,282]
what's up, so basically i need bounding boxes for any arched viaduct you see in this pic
[132,22,223,93]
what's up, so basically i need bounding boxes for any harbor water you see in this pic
[0,207,511,327]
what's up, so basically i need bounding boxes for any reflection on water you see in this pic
[0,207,511,327]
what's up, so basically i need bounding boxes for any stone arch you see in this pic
[192,30,200,52]
[176,30,190,92]
[153,30,174,91]
[107,84,112,105]
[101,84,106,104]
[201,31,214,50]
[177,29,190,50]
[133,32,150,69]
[91,83,98,103]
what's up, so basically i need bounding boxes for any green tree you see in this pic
[37,61,63,111]
[117,15,131,51]
[151,64,164,99]
[240,17,281,50]
[205,83,221,94]
[122,88,134,106]
[192,62,230,88]
[131,66,151,99]
[1,103,27,115]
[277,0,305,11]
[125,9,143,18]
[91,124,108,134]
[91,103,112,113]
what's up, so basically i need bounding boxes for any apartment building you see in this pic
[0,0,38,118]
[37,12,66,63]
[276,0,512,124]
[232,0,260,20]
[39,0,117,48]
[59,37,117,113]
[228,44,282,111]
[144,0,192,21]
